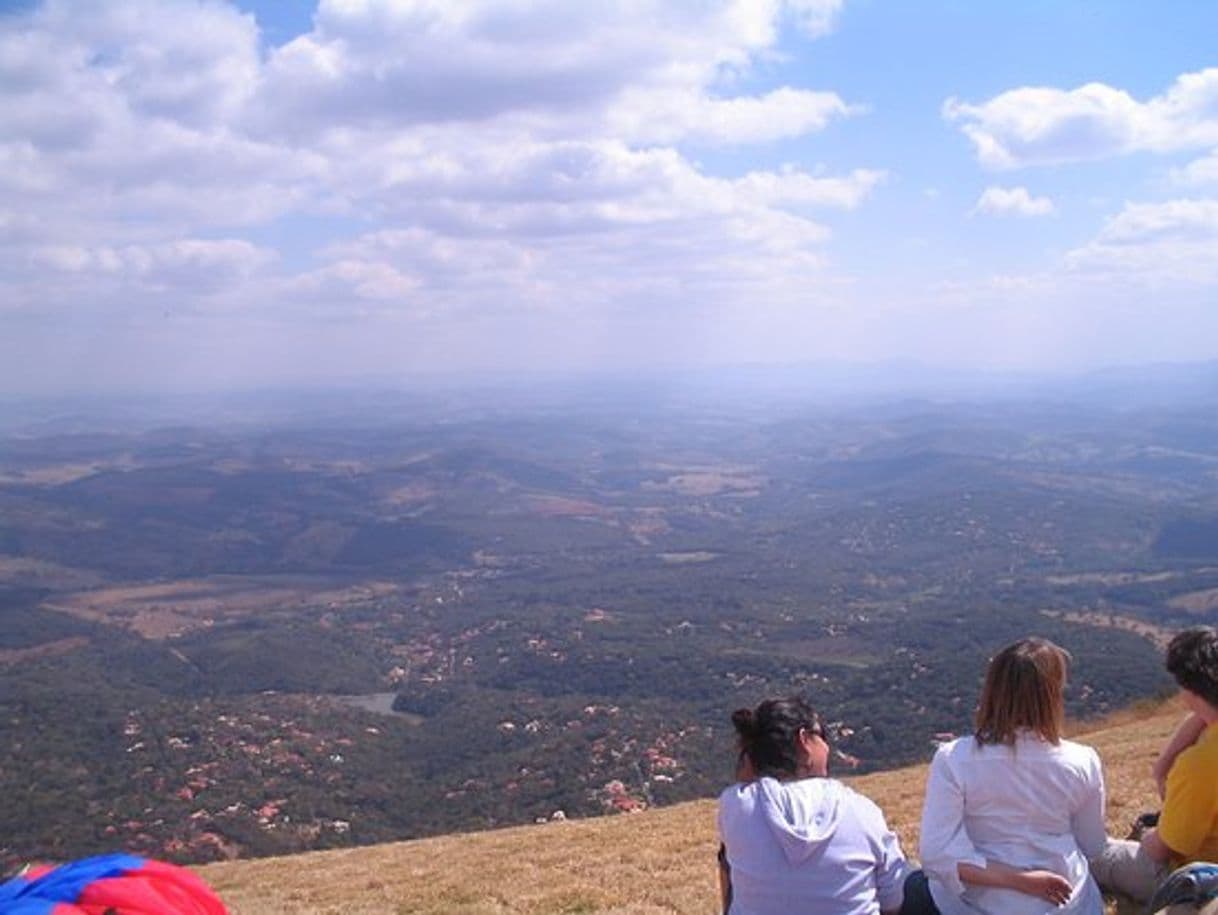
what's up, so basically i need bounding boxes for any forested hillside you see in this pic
[4,392,1216,868]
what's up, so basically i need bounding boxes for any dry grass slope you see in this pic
[200,699,1182,915]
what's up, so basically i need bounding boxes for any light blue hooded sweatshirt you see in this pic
[718,776,910,915]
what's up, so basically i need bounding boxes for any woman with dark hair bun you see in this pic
[918,637,1106,914]
[718,696,930,915]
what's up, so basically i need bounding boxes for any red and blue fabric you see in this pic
[0,853,227,914]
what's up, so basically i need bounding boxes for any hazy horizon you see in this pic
[3,359,1217,440]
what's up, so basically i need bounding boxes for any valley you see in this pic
[3,383,1218,868]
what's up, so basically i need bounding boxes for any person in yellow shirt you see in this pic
[1158,716,1218,865]
[1092,627,1218,910]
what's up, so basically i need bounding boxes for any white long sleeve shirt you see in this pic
[919,733,1107,915]
[719,776,910,915]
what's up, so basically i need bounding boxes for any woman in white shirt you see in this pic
[718,696,929,915]
[918,637,1107,915]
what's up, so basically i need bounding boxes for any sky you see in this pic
[2,0,1218,395]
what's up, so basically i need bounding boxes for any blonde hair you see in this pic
[974,637,1070,746]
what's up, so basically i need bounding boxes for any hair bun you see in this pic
[731,707,756,737]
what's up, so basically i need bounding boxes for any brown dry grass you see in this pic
[657,551,719,564]
[198,699,1185,915]
[1168,588,1218,613]
[42,577,399,639]
[0,556,105,590]
[0,462,110,485]
[643,472,764,498]
[527,496,613,518]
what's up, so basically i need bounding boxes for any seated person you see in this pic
[919,637,1107,914]
[1092,627,1218,907]
[717,696,933,915]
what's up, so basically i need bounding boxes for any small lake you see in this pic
[333,692,425,725]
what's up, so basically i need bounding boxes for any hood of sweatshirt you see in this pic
[755,776,844,864]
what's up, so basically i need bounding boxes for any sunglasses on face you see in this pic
[802,720,828,743]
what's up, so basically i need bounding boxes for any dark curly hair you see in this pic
[731,696,824,779]
[1166,627,1218,709]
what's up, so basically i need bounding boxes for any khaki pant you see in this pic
[1111,899,1218,915]
[1092,838,1218,914]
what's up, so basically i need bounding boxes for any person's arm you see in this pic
[1156,728,1215,861]
[957,861,1073,906]
[1139,827,1177,866]
[716,842,731,914]
[1152,714,1205,800]
[920,743,1075,906]
[857,796,910,915]
[919,745,987,899]
[1071,747,1108,859]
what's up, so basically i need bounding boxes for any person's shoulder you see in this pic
[718,782,755,835]
[718,780,753,807]
[1051,738,1104,779]
[781,775,844,804]
[932,735,974,761]
[837,780,879,809]
[816,776,851,797]
[1174,728,1218,772]
[1056,737,1101,764]
[1190,724,1218,759]
[719,775,785,805]
[1164,734,1218,798]
[834,780,891,824]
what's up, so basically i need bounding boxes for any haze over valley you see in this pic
[4,367,1217,867]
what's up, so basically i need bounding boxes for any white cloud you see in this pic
[327,139,882,233]
[292,191,839,321]
[1066,198,1218,283]
[0,1,865,245]
[945,67,1218,168]
[275,145,887,322]
[784,0,845,38]
[252,0,855,147]
[734,166,885,209]
[972,186,1055,217]
[288,260,422,307]
[1171,149,1218,187]
[0,235,275,322]
[0,3,326,239]
[608,86,857,145]
[1095,199,1218,243]
[30,238,274,289]
[0,0,896,385]
[1,0,259,133]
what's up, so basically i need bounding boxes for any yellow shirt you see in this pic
[1161,722,1218,863]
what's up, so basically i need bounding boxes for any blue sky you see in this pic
[2,0,1218,394]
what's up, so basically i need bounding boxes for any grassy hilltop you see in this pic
[199,699,1181,915]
